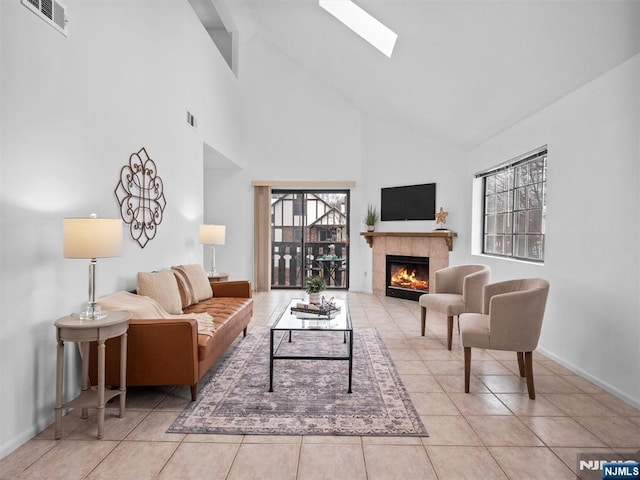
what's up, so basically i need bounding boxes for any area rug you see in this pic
[167,326,427,436]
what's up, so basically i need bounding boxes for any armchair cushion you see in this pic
[458,313,490,349]
[419,293,465,316]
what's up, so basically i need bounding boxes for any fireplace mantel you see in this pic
[360,231,457,251]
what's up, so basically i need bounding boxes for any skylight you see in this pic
[319,0,398,58]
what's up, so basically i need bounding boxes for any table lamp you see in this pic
[63,214,123,320]
[199,224,226,276]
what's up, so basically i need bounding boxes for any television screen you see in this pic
[381,183,436,221]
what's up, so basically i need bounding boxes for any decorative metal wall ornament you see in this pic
[115,147,166,248]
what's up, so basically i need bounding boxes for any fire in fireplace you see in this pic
[386,255,429,301]
[391,268,428,291]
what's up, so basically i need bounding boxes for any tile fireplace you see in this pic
[362,231,456,299]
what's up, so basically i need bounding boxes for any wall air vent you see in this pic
[186,110,198,131]
[22,0,68,36]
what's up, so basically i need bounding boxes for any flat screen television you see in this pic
[381,183,436,221]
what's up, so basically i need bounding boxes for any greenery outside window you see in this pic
[478,147,547,262]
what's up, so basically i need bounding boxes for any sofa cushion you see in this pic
[136,270,183,315]
[184,296,251,320]
[186,296,253,363]
[172,264,213,306]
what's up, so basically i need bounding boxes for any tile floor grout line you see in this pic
[224,439,244,480]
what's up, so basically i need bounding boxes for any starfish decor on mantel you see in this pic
[435,207,449,231]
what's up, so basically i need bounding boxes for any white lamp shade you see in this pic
[199,224,226,245]
[63,218,123,259]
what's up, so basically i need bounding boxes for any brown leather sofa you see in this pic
[90,280,253,400]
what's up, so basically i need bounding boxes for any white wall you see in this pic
[204,37,467,293]
[463,54,640,407]
[0,0,241,457]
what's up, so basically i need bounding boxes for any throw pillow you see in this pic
[136,270,183,315]
[172,264,213,303]
[172,268,196,309]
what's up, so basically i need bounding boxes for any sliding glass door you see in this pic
[271,190,349,290]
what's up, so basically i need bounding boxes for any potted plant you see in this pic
[363,204,379,232]
[304,275,327,304]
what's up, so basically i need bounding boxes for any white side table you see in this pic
[54,311,129,440]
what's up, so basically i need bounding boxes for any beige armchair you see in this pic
[459,278,550,399]
[419,264,490,350]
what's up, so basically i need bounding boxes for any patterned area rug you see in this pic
[168,326,427,436]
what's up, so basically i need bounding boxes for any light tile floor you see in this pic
[1,290,639,479]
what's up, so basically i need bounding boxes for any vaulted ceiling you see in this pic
[211,0,640,149]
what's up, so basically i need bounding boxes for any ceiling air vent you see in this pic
[22,0,68,36]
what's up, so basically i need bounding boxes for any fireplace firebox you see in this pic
[385,255,429,301]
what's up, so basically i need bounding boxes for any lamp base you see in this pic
[78,303,107,320]
[207,270,219,277]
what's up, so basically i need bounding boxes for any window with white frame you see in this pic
[477,147,547,262]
